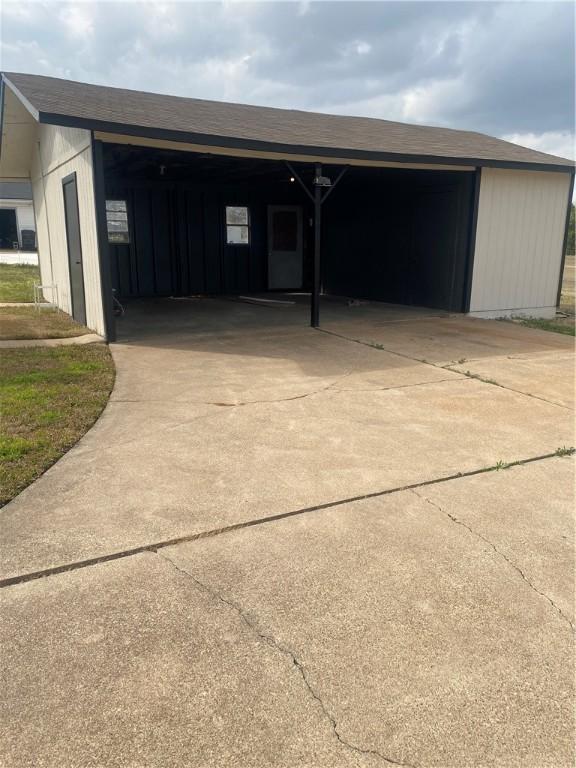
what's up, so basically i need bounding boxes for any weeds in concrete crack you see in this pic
[411,489,575,633]
[555,446,575,457]
[318,328,572,411]
[461,370,499,386]
[157,550,417,768]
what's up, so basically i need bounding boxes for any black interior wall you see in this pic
[106,176,311,299]
[0,208,18,249]
[103,145,474,312]
[322,169,474,312]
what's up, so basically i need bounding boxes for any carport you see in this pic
[1,71,573,340]
[102,144,476,331]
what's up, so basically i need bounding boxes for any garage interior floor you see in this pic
[1,297,574,767]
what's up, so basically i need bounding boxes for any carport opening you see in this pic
[102,144,476,331]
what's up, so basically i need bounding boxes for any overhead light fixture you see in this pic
[313,175,332,187]
[289,176,295,183]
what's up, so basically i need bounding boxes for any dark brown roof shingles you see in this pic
[3,71,573,168]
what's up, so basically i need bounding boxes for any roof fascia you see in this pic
[37,110,575,175]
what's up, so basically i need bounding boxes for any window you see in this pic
[106,200,130,244]
[225,206,250,245]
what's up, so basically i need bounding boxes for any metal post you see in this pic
[311,163,322,327]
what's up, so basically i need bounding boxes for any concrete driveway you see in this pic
[1,297,574,767]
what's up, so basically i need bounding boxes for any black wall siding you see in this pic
[105,168,474,313]
[106,178,307,299]
[322,170,474,311]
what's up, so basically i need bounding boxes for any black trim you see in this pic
[463,167,482,312]
[0,77,4,165]
[91,135,116,342]
[38,112,574,175]
[62,171,77,185]
[312,163,322,327]
[556,170,575,307]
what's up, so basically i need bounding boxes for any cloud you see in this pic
[58,4,95,40]
[0,0,573,155]
[501,131,575,162]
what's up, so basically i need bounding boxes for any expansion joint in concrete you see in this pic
[317,327,572,411]
[157,550,417,768]
[0,451,566,590]
[410,489,575,633]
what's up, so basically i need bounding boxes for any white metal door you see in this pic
[267,205,303,290]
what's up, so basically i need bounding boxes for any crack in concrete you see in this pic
[109,374,466,406]
[157,549,416,768]
[199,368,356,407]
[331,377,467,395]
[410,489,575,633]
[68,371,357,460]
[318,328,572,411]
[108,369,354,408]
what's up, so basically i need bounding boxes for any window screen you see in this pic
[106,200,130,244]
[226,206,250,245]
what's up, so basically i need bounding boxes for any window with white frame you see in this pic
[106,200,130,244]
[225,206,250,245]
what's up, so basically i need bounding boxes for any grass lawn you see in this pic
[520,316,575,337]
[0,306,90,340]
[0,264,40,302]
[0,344,114,506]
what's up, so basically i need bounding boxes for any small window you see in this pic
[106,200,130,244]
[226,206,250,245]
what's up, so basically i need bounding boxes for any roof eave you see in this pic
[38,111,574,174]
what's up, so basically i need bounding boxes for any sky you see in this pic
[1,1,574,160]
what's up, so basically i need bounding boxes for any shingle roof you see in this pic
[3,71,574,170]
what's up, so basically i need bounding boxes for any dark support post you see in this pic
[556,170,575,307]
[311,163,322,328]
[91,135,116,342]
[0,77,5,166]
[285,160,347,328]
[463,167,482,313]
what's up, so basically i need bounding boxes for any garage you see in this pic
[1,71,573,340]
[103,145,475,315]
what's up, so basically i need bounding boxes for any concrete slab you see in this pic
[110,322,457,405]
[448,351,575,409]
[0,333,102,348]
[416,455,575,622]
[0,554,373,768]
[325,313,574,367]
[165,459,575,768]
[2,372,572,580]
[2,299,574,767]
[2,300,575,581]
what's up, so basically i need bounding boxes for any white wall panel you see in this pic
[14,203,35,235]
[30,125,105,335]
[470,168,571,316]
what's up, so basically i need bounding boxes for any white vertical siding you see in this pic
[470,168,571,317]
[31,147,53,294]
[30,124,106,336]
[15,203,35,235]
